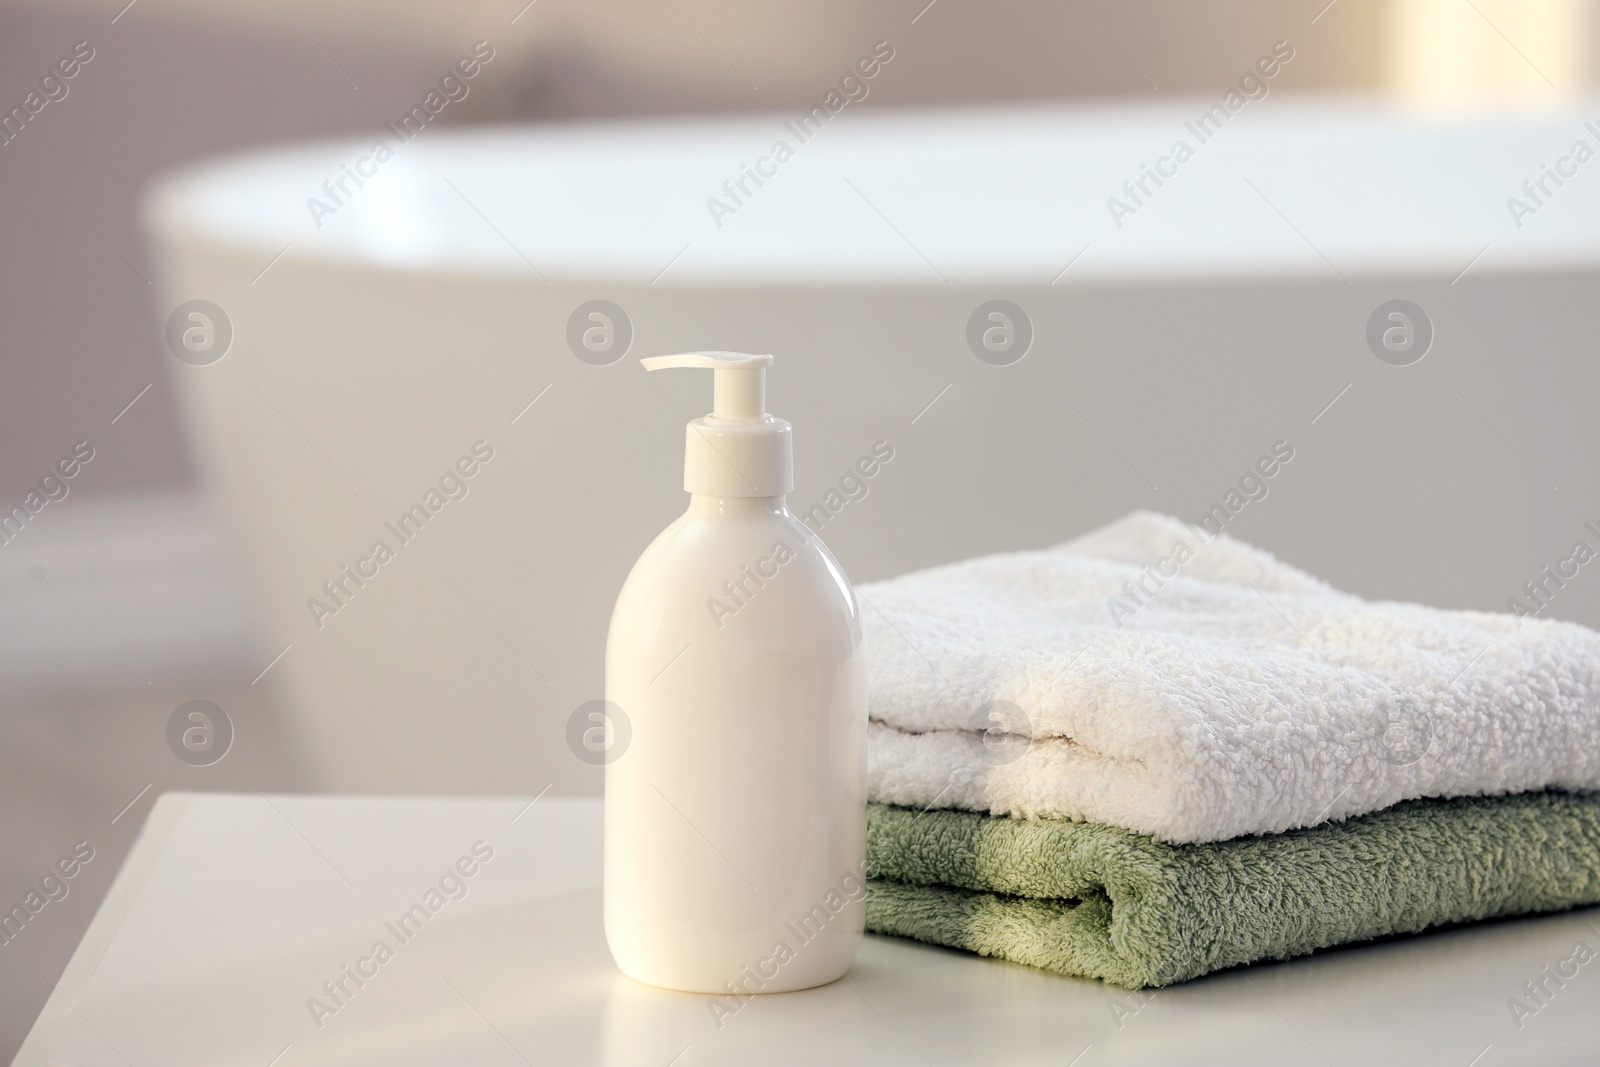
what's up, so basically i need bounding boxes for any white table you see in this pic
[16,794,1600,1066]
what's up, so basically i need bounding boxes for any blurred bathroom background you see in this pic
[5,0,1600,1056]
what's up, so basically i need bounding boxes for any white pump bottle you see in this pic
[604,352,866,994]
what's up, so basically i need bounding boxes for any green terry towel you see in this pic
[865,791,1600,988]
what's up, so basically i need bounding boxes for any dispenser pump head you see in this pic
[641,351,771,421]
[642,351,793,498]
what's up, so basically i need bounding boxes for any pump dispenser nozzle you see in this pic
[640,351,770,421]
[642,351,793,498]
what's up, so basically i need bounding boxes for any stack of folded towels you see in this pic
[861,512,1600,987]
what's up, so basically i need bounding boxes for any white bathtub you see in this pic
[143,98,1600,794]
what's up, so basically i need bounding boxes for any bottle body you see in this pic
[604,494,866,994]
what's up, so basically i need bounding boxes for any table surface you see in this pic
[15,794,1600,1067]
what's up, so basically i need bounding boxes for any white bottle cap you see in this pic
[641,352,794,497]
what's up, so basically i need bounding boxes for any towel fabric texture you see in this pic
[863,511,1600,844]
[865,791,1600,988]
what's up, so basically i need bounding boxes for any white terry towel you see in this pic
[862,511,1600,844]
